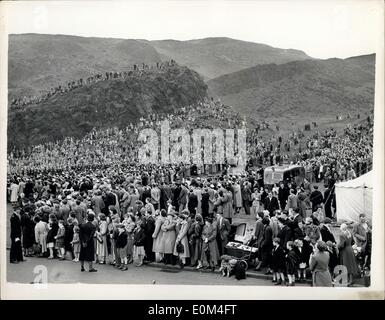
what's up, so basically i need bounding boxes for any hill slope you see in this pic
[9,34,311,98]
[150,37,311,79]
[8,65,207,149]
[8,34,162,98]
[207,54,375,120]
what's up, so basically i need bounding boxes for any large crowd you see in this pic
[10,60,178,109]
[7,79,373,286]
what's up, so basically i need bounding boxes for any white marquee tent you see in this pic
[335,171,373,222]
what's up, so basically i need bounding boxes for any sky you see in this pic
[2,0,384,59]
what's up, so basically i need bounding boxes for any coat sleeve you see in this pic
[35,225,39,243]
[309,254,317,271]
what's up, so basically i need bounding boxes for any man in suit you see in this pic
[310,185,324,213]
[215,212,231,256]
[254,212,265,270]
[79,213,97,272]
[320,217,336,243]
[91,190,105,215]
[278,182,289,210]
[352,213,369,251]
[10,208,23,263]
[264,192,280,216]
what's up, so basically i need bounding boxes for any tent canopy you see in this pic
[335,171,373,222]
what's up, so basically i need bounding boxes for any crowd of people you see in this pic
[8,160,371,286]
[7,81,373,287]
[10,60,178,109]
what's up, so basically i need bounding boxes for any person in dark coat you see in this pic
[277,218,293,250]
[278,182,289,210]
[143,211,155,262]
[64,218,75,259]
[201,188,210,219]
[309,185,324,213]
[271,237,286,285]
[10,208,23,263]
[294,239,312,281]
[187,189,198,215]
[323,186,335,219]
[326,241,339,274]
[320,218,336,243]
[20,210,35,257]
[285,241,300,286]
[264,192,280,216]
[79,213,97,272]
[258,217,273,274]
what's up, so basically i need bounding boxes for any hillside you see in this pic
[8,34,162,98]
[150,37,311,79]
[8,64,207,149]
[9,34,311,98]
[207,54,375,121]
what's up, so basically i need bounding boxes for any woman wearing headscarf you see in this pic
[190,214,204,268]
[309,240,333,287]
[338,223,359,285]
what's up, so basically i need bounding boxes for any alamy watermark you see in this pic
[137,120,247,166]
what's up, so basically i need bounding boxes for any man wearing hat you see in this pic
[215,211,231,256]
[79,213,98,272]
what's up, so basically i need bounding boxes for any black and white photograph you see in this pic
[0,0,383,300]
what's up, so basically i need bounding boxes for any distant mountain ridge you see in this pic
[8,34,311,98]
[207,54,375,119]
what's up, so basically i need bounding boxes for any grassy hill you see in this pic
[207,54,375,125]
[8,64,208,149]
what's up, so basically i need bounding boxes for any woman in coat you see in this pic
[222,188,234,224]
[124,214,136,264]
[173,213,190,267]
[309,241,333,287]
[161,212,177,264]
[34,216,48,256]
[201,217,219,271]
[21,210,35,257]
[338,223,359,284]
[96,214,108,264]
[152,209,166,262]
[10,180,19,204]
[233,182,242,213]
[190,214,204,268]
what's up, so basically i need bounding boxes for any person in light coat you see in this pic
[152,209,166,262]
[309,241,333,287]
[34,216,48,256]
[173,213,190,267]
[233,181,242,213]
[161,212,177,264]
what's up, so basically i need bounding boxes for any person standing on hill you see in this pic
[79,213,97,272]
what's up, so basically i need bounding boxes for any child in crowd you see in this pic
[55,219,66,260]
[116,224,128,271]
[71,226,80,262]
[271,237,286,285]
[294,239,307,282]
[133,221,146,267]
[285,241,299,286]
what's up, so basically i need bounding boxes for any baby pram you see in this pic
[225,222,258,270]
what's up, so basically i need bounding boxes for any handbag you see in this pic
[176,242,184,254]
[33,243,42,254]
